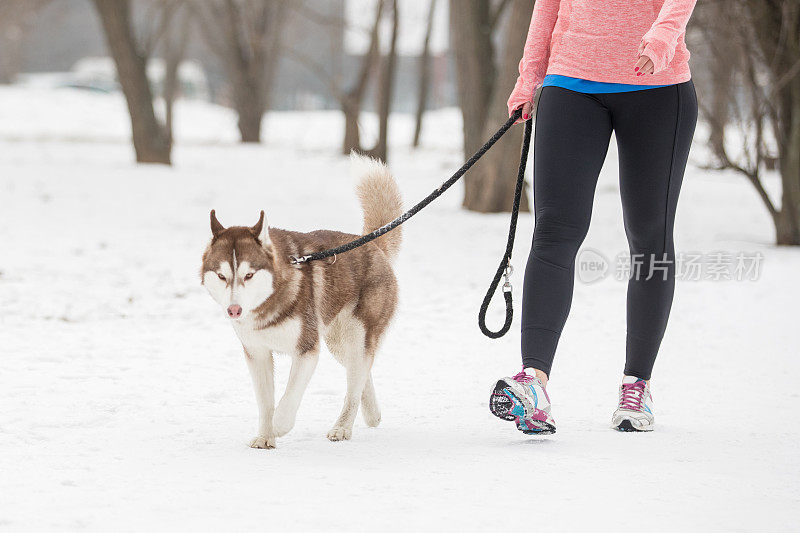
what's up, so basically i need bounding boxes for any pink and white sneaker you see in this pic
[612,376,654,432]
[490,369,556,435]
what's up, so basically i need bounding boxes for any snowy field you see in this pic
[1,87,798,531]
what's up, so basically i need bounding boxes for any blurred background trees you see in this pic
[691,0,800,245]
[286,0,398,159]
[2,0,799,244]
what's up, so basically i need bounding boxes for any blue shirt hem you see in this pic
[542,74,670,94]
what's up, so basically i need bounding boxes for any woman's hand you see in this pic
[634,54,655,76]
[514,101,533,124]
[635,41,655,76]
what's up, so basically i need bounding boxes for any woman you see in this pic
[489,0,698,434]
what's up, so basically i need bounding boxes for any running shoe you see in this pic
[612,376,654,432]
[490,370,556,435]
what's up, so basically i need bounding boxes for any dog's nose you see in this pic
[227,304,242,318]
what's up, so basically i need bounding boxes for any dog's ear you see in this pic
[210,210,225,238]
[251,210,272,249]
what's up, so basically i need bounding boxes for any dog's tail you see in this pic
[351,152,403,262]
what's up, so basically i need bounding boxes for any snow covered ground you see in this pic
[1,87,798,531]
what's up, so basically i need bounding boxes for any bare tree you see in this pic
[450,0,530,212]
[412,0,437,148]
[449,0,495,160]
[366,0,399,162]
[92,0,174,164]
[286,0,387,157]
[691,1,737,167]
[700,0,800,245]
[465,0,532,212]
[149,1,193,150]
[193,0,287,143]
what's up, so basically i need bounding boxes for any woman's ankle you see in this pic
[524,367,549,387]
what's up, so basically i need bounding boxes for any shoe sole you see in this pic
[490,380,556,435]
[489,380,517,421]
[519,424,556,436]
[613,418,654,432]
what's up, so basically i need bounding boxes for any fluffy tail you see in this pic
[351,152,403,262]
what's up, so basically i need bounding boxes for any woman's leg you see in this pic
[610,81,698,380]
[521,87,613,378]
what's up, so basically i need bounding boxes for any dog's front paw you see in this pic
[272,407,296,437]
[249,435,277,449]
[326,426,352,441]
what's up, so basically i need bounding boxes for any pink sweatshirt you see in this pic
[508,0,697,116]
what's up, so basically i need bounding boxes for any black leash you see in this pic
[477,116,532,338]
[290,108,533,339]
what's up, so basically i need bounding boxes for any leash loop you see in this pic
[477,118,533,338]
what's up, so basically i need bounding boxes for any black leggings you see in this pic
[521,81,697,380]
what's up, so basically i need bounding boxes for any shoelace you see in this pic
[619,381,647,410]
[513,371,535,384]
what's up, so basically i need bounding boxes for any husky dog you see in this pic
[200,155,402,448]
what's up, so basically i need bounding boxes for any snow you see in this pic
[1,87,798,531]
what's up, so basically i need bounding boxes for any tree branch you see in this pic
[704,146,779,219]
[350,0,385,100]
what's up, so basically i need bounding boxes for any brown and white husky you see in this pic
[200,155,402,448]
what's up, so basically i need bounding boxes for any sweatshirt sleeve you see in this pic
[640,0,697,74]
[507,0,561,117]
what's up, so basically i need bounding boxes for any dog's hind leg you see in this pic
[360,372,381,427]
[328,350,372,441]
[273,350,319,437]
[244,348,276,449]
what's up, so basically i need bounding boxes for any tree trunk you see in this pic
[338,0,384,155]
[0,32,22,84]
[232,73,266,143]
[412,0,437,148]
[368,0,399,163]
[342,99,362,155]
[462,0,532,212]
[748,0,800,245]
[776,76,800,245]
[195,0,286,144]
[700,2,736,166]
[223,1,264,144]
[163,58,178,151]
[162,7,191,152]
[92,0,171,164]
[449,0,495,159]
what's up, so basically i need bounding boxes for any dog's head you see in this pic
[201,210,275,321]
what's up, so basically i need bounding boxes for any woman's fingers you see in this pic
[522,101,532,121]
[513,101,533,124]
[634,55,655,76]
[634,55,648,74]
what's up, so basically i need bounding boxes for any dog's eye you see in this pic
[217,273,226,281]
[244,272,254,280]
